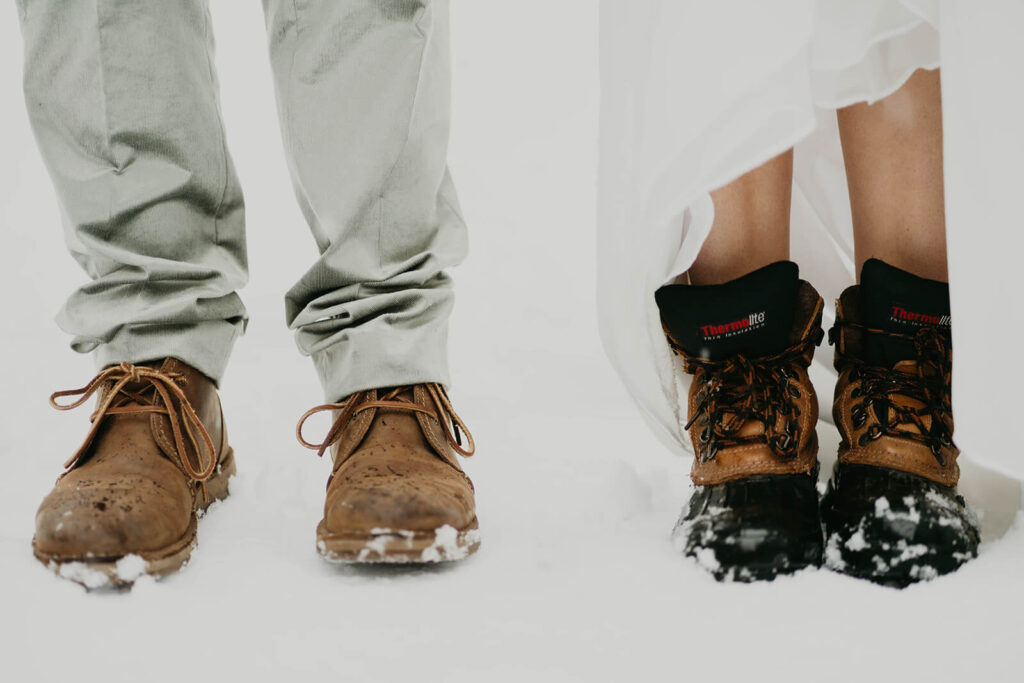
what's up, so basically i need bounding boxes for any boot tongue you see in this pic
[860,259,951,366]
[656,261,800,361]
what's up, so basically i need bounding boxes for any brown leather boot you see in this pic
[822,276,978,586]
[657,270,825,581]
[33,358,234,587]
[297,384,479,563]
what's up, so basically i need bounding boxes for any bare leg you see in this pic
[687,151,793,285]
[838,68,947,281]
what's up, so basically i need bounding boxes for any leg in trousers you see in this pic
[20,0,243,585]
[266,0,481,563]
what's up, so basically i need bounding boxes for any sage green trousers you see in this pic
[17,0,467,401]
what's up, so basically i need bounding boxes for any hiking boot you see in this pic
[657,262,825,581]
[297,384,479,563]
[33,358,235,588]
[822,259,978,587]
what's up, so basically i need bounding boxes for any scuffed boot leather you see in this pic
[822,286,978,586]
[662,281,826,581]
[33,359,234,587]
[298,384,479,563]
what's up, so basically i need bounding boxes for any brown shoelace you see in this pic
[670,327,823,463]
[296,383,476,459]
[50,362,218,483]
[831,323,955,464]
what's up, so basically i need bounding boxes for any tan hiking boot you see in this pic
[33,358,235,587]
[297,384,479,563]
[822,266,978,586]
[656,263,825,581]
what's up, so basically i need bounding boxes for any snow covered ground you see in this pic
[1,3,1021,681]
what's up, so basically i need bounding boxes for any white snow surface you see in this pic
[114,554,149,583]
[420,524,462,563]
[845,527,870,552]
[55,561,112,591]
[1,3,1022,681]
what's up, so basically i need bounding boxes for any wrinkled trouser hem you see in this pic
[311,322,450,403]
[90,320,242,386]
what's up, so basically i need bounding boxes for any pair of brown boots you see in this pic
[33,360,479,587]
[659,262,977,586]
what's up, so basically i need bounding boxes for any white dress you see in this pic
[597,0,1024,480]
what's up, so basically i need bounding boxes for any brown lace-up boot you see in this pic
[822,259,977,586]
[297,384,479,563]
[656,262,825,581]
[33,358,235,587]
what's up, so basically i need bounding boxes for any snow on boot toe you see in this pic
[821,463,979,587]
[674,472,824,582]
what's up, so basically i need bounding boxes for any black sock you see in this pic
[860,258,951,366]
[656,261,800,361]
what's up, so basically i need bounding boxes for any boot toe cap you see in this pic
[323,453,475,535]
[675,473,824,581]
[822,463,979,585]
[34,475,193,560]
[324,482,474,534]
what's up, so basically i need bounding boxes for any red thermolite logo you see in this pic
[890,305,951,327]
[700,311,766,340]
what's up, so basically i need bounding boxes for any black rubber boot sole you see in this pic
[673,467,823,582]
[821,463,979,588]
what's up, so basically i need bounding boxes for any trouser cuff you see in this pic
[89,320,242,385]
[312,322,451,402]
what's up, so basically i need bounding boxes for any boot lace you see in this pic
[831,323,954,465]
[296,383,475,459]
[50,362,218,483]
[669,328,823,463]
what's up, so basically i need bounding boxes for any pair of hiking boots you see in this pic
[657,259,978,586]
[33,363,479,588]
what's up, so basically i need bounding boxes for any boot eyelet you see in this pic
[770,434,791,453]
[701,442,719,462]
[858,424,882,446]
